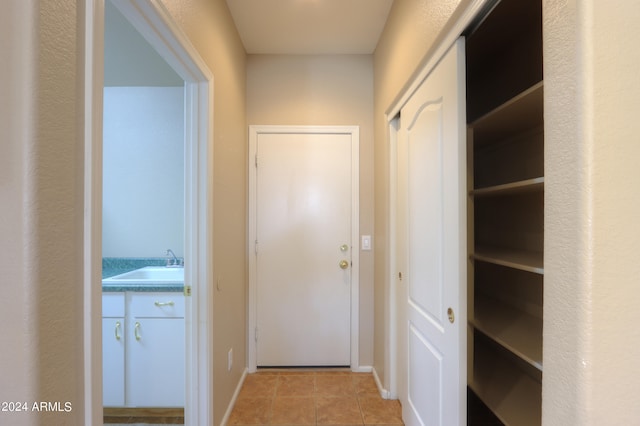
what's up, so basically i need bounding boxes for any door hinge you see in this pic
[184,285,192,297]
[254,327,258,342]
[255,154,258,168]
[255,239,258,254]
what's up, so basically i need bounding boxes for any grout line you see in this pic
[356,390,366,426]
[268,394,274,425]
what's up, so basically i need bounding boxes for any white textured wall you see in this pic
[247,54,375,367]
[0,0,84,424]
[542,1,589,423]
[103,86,184,258]
[588,1,640,420]
[0,1,37,423]
[543,0,640,424]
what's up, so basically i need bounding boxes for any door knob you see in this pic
[339,260,349,270]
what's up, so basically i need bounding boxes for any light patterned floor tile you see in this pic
[226,371,404,425]
[358,396,403,425]
[227,397,272,425]
[316,396,363,425]
[276,374,316,397]
[271,397,316,425]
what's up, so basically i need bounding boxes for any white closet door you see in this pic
[396,38,467,426]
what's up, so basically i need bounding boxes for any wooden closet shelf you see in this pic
[472,246,543,274]
[470,81,544,145]
[470,352,542,426]
[472,293,543,370]
[471,177,544,197]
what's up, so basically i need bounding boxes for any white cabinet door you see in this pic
[127,317,185,407]
[102,317,125,407]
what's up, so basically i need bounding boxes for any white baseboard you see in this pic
[351,364,373,373]
[372,367,392,399]
[219,367,248,426]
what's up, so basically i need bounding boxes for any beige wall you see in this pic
[543,0,640,424]
[372,0,465,390]
[0,0,84,424]
[247,54,375,366]
[588,2,640,420]
[161,1,247,424]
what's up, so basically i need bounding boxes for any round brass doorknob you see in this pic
[339,260,349,270]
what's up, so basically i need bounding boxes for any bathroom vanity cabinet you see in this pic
[127,293,185,407]
[102,292,185,408]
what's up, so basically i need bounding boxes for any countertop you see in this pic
[102,257,184,293]
[102,283,184,293]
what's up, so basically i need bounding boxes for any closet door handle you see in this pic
[115,321,122,341]
[134,321,141,341]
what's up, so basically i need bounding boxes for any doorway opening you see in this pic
[83,1,214,425]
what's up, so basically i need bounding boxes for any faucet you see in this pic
[165,249,183,267]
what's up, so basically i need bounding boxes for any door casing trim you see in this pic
[247,125,360,372]
[83,1,214,424]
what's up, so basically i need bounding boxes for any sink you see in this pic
[103,266,184,285]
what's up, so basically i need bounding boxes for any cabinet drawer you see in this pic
[129,293,185,318]
[103,293,125,317]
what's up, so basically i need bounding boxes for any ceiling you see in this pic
[225,0,394,54]
[104,0,394,86]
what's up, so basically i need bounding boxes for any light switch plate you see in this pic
[361,235,372,251]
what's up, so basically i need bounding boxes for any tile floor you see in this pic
[228,370,404,426]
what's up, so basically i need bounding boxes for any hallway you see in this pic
[228,370,403,425]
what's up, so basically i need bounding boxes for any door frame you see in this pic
[384,0,492,407]
[83,1,214,424]
[247,125,361,372]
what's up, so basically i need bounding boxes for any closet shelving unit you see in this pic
[466,0,544,424]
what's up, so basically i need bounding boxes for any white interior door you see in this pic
[252,128,356,367]
[396,38,466,426]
